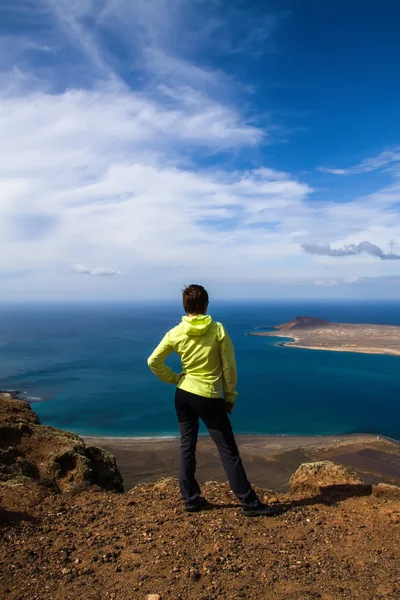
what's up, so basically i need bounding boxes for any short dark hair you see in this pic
[182,284,209,314]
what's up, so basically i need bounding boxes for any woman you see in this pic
[148,284,277,516]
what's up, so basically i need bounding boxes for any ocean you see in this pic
[0,301,400,439]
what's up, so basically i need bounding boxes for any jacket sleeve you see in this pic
[147,332,180,385]
[218,326,238,404]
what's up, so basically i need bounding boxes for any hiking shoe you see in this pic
[185,498,211,513]
[241,503,279,517]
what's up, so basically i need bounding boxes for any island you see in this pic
[248,316,400,356]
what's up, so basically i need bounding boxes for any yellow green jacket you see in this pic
[147,315,237,404]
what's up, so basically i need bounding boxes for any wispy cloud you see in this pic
[2,1,400,299]
[302,241,400,261]
[313,279,341,287]
[43,0,126,88]
[312,275,400,289]
[313,276,364,287]
[96,0,278,82]
[318,147,400,176]
[74,265,121,277]
[2,70,400,298]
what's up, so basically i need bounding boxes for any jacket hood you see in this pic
[181,315,213,336]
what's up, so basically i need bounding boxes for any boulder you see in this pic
[372,483,400,500]
[0,394,123,493]
[290,460,364,493]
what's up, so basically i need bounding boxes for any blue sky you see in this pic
[1,0,400,300]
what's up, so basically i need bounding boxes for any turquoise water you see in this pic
[0,301,399,439]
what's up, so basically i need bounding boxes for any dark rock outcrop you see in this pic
[0,393,123,493]
[279,316,331,331]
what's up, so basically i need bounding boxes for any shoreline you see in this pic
[3,391,400,445]
[83,432,400,492]
[83,432,395,443]
[2,393,400,491]
[282,338,400,356]
[82,432,400,446]
[286,343,400,356]
[249,331,400,357]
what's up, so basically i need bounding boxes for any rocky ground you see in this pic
[1,395,400,600]
[1,477,400,600]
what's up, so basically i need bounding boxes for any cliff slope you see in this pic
[0,393,123,493]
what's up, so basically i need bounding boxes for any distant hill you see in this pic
[278,316,331,331]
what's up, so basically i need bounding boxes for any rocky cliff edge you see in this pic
[1,395,400,600]
[0,393,123,493]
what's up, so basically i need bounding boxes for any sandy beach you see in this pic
[84,433,400,491]
[281,338,400,356]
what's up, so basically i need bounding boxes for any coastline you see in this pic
[83,432,383,444]
[250,331,400,357]
[2,393,400,490]
[83,432,400,492]
[286,344,400,356]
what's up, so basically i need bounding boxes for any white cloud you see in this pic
[343,276,363,284]
[314,279,340,287]
[74,264,121,277]
[310,275,400,289]
[1,1,400,300]
[0,74,307,288]
[318,147,400,176]
[1,75,400,299]
[313,276,364,287]
[317,168,348,176]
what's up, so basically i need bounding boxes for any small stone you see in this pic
[146,595,161,600]
[61,568,71,575]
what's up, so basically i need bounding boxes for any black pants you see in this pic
[175,388,260,508]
